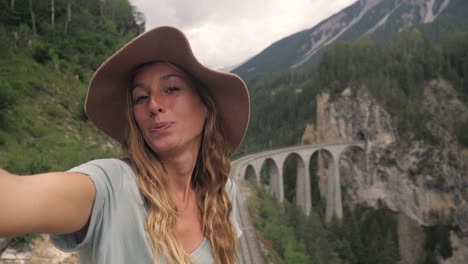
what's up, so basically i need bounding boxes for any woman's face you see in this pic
[131,63,207,157]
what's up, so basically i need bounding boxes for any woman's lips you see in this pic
[149,122,173,133]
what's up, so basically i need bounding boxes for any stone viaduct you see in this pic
[232,142,366,222]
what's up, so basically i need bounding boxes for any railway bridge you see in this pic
[233,142,367,264]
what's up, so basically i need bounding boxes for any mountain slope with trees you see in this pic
[237,24,468,155]
[233,0,468,77]
[242,28,468,262]
[238,3,468,263]
[0,0,144,174]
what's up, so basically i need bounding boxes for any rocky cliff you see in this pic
[0,235,77,264]
[301,79,468,263]
[0,238,10,254]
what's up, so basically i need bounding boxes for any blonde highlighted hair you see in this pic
[122,62,238,264]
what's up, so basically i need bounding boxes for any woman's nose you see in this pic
[148,95,164,115]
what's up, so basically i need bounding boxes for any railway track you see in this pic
[232,160,265,264]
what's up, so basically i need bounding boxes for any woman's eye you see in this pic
[165,87,180,94]
[133,95,148,104]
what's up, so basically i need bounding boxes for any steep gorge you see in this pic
[301,79,468,263]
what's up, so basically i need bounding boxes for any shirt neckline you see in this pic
[190,237,208,256]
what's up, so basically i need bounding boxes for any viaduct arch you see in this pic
[231,142,366,222]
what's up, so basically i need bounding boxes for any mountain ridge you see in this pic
[233,0,465,76]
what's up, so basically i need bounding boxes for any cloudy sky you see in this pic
[130,0,357,70]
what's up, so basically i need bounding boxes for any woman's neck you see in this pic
[161,150,198,205]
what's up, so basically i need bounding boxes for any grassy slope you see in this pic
[0,48,121,175]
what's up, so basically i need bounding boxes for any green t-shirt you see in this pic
[50,158,242,264]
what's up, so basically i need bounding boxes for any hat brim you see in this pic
[85,26,250,156]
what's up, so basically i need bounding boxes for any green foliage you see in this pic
[316,30,444,144]
[457,119,468,147]
[32,42,53,64]
[248,186,401,264]
[283,155,297,203]
[0,0,143,173]
[11,233,39,249]
[419,225,454,263]
[0,51,121,175]
[440,31,468,95]
[240,68,319,151]
[241,27,468,154]
[0,83,18,128]
[309,152,323,207]
[260,163,270,185]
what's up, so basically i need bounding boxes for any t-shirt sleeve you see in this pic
[49,158,124,252]
[226,178,243,238]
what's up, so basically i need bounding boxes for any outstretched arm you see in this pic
[0,169,95,237]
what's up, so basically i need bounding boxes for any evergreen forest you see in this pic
[248,183,453,264]
[237,19,468,156]
[240,8,468,264]
[0,0,143,174]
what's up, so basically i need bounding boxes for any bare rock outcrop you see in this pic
[0,235,77,264]
[302,79,468,263]
[0,238,10,254]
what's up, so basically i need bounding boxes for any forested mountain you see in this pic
[234,1,468,263]
[236,0,468,155]
[0,0,143,174]
[244,30,468,260]
[233,0,468,77]
[237,28,468,155]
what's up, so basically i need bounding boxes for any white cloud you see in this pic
[130,0,357,69]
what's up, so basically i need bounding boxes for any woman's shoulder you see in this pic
[67,158,134,188]
[71,158,132,173]
[78,157,128,166]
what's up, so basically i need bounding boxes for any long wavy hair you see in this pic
[122,62,238,264]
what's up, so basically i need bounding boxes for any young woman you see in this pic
[0,26,250,264]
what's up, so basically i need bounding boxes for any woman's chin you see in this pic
[149,143,177,155]
[147,138,201,158]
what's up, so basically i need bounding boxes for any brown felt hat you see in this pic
[85,26,250,155]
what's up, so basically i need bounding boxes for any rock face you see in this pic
[397,213,426,264]
[302,79,468,263]
[441,232,468,264]
[0,238,10,253]
[0,235,77,264]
